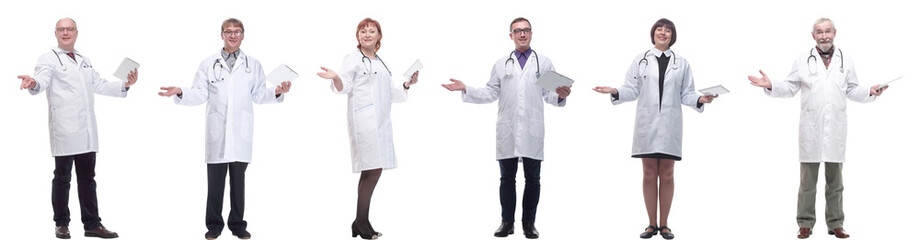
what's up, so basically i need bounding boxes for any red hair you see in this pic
[355,18,382,51]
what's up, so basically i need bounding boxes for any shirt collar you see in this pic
[650,48,672,58]
[514,48,533,60]
[221,48,242,61]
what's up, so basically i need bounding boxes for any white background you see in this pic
[1,0,916,239]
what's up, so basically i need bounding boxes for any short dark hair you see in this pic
[510,17,531,32]
[650,18,676,47]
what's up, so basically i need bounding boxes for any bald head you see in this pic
[56,18,77,30]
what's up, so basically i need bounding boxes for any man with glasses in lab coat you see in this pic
[442,17,571,239]
[17,17,137,239]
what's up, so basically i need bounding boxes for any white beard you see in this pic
[817,43,833,52]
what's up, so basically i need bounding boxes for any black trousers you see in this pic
[52,152,102,230]
[206,162,248,233]
[499,157,542,223]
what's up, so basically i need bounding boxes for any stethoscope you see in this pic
[807,48,844,74]
[51,49,90,71]
[635,49,678,80]
[504,50,541,78]
[211,56,250,83]
[360,52,391,76]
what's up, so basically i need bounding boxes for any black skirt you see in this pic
[632,153,681,161]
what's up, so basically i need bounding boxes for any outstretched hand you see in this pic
[592,86,617,94]
[158,86,182,97]
[18,75,36,90]
[316,67,338,80]
[748,70,772,89]
[441,79,466,92]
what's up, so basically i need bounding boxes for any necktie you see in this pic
[66,53,75,61]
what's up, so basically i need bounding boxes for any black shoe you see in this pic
[357,220,382,238]
[352,221,378,239]
[639,225,658,239]
[231,229,251,239]
[494,222,514,237]
[522,222,539,239]
[205,230,221,240]
[84,226,118,239]
[660,226,674,239]
[55,226,71,239]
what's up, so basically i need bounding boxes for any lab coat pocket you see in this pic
[634,109,651,139]
[207,112,225,143]
[496,122,512,145]
[528,111,545,138]
[50,104,81,135]
[353,104,376,135]
[798,110,819,159]
[241,112,254,142]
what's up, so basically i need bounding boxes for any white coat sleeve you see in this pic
[766,60,803,98]
[175,60,210,106]
[89,59,128,98]
[390,75,408,103]
[251,61,282,104]
[679,64,703,112]
[540,59,565,107]
[461,63,501,104]
[843,60,876,103]
[612,59,641,105]
[332,55,358,94]
[28,55,54,95]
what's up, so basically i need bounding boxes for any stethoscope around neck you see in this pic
[360,52,391,76]
[505,50,540,78]
[635,49,678,79]
[211,56,251,83]
[51,49,90,71]
[807,48,844,74]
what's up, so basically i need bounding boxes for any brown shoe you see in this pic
[85,226,119,238]
[797,227,812,239]
[828,228,850,238]
[55,226,71,239]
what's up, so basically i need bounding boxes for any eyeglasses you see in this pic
[223,31,244,37]
[55,27,77,33]
[511,28,532,35]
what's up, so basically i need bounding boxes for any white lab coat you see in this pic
[174,50,283,164]
[611,48,703,158]
[29,47,128,157]
[765,47,875,163]
[332,51,407,173]
[462,51,566,161]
